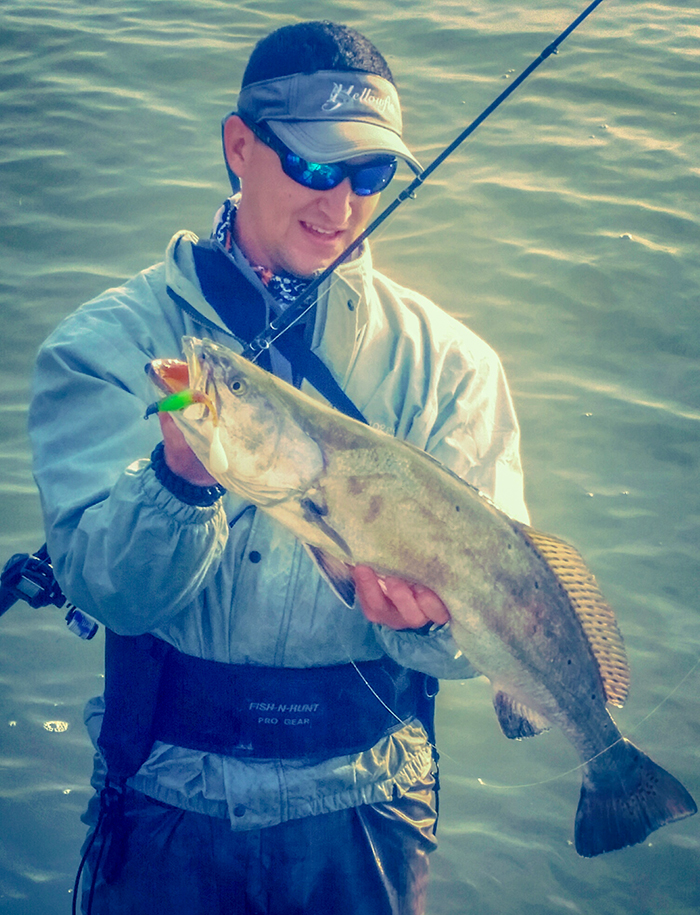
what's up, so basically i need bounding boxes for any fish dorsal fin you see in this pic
[517,524,630,707]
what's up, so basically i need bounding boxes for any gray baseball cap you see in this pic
[236,70,422,173]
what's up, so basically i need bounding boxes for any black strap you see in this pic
[269,322,368,423]
[98,630,172,780]
[168,242,368,424]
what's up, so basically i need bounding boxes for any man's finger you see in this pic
[381,576,431,629]
[411,584,451,625]
[353,565,398,624]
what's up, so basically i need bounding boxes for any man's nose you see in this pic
[317,178,354,223]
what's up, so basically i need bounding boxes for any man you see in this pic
[29,20,528,915]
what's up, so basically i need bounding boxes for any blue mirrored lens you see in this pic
[284,155,345,191]
[351,158,397,196]
[283,152,396,196]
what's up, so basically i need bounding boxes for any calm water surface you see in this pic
[1,1,698,913]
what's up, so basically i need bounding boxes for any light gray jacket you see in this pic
[29,229,529,828]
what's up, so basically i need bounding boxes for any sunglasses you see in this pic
[243,118,398,197]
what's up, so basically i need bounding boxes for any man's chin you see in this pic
[282,254,337,279]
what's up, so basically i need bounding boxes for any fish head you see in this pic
[149,337,324,504]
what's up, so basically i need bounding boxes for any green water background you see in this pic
[0,1,698,912]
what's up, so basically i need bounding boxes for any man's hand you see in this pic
[353,565,450,630]
[158,413,218,486]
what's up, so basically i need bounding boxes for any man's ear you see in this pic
[223,115,255,177]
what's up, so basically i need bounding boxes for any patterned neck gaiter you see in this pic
[212,197,314,308]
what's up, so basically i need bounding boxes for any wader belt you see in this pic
[98,631,438,779]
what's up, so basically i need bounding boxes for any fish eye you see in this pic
[229,376,247,396]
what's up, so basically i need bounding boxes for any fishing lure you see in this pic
[145,389,229,474]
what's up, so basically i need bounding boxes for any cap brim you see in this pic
[269,120,423,175]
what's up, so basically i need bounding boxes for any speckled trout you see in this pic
[148,336,696,856]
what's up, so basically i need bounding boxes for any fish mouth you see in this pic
[147,357,190,395]
[148,337,222,395]
[146,354,219,424]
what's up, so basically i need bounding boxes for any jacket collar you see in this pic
[163,227,375,383]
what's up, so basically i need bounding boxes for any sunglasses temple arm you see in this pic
[242,0,606,363]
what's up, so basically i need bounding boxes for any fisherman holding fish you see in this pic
[30,20,534,915]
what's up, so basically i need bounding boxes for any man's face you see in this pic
[225,118,381,277]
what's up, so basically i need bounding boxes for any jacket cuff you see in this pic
[375,622,481,681]
[150,441,226,507]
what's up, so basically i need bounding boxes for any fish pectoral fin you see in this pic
[300,488,329,518]
[298,488,353,560]
[493,690,550,740]
[304,544,356,608]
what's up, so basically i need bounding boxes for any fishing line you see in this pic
[330,613,409,729]
[475,655,700,791]
[335,648,700,792]
[330,615,462,766]
[333,590,699,790]
[623,654,700,735]
[242,0,608,362]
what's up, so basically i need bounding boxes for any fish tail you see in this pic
[574,738,697,857]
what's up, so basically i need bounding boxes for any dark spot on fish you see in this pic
[347,477,365,496]
[249,551,262,563]
[364,495,384,524]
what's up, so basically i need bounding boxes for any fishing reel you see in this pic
[0,544,98,639]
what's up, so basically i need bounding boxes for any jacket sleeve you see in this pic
[28,290,229,635]
[424,342,529,526]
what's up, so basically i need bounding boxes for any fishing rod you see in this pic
[242,0,606,362]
